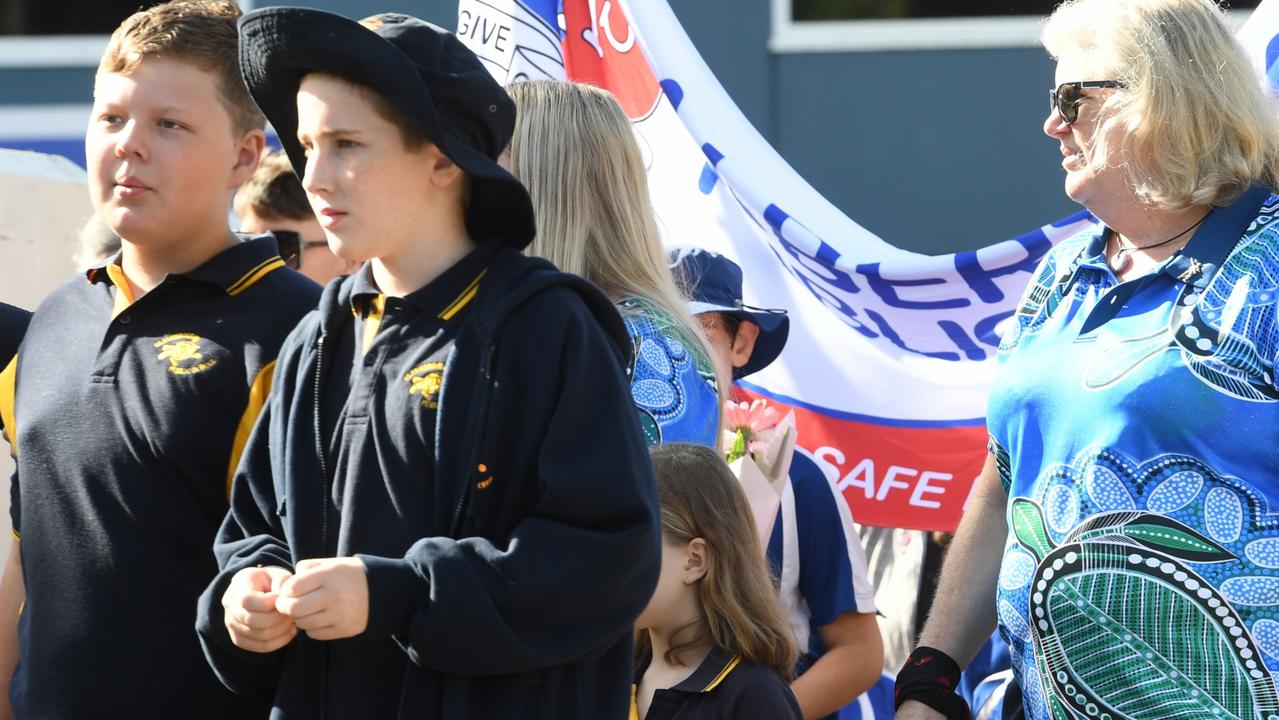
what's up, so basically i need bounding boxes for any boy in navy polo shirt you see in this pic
[0,2,318,717]
[196,10,659,719]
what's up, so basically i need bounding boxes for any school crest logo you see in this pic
[403,362,444,409]
[155,333,218,376]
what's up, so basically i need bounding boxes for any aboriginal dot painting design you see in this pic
[999,232,1096,354]
[996,447,1279,720]
[1000,199,1279,401]
[1172,203,1279,401]
[620,302,717,447]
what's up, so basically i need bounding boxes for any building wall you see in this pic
[0,0,1081,256]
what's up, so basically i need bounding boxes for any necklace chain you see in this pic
[1114,212,1210,255]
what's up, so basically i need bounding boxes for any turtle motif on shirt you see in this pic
[1010,496,1279,720]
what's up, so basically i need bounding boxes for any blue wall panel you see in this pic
[0,0,1083,256]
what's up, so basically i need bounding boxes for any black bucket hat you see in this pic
[238,8,535,248]
[670,247,790,378]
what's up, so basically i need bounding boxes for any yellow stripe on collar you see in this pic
[701,655,741,692]
[105,263,135,317]
[362,295,386,356]
[439,268,488,321]
[226,257,285,296]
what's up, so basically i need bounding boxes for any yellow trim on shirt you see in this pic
[105,263,135,317]
[701,655,741,692]
[225,361,275,499]
[439,269,487,321]
[362,295,386,356]
[227,256,286,297]
[629,684,639,720]
[0,356,17,458]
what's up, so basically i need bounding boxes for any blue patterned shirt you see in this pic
[620,301,719,448]
[987,195,1279,720]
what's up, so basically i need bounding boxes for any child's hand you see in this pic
[222,566,297,653]
[276,557,369,641]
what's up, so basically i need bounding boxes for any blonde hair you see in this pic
[506,80,726,405]
[1043,0,1279,209]
[641,443,798,680]
[99,0,265,135]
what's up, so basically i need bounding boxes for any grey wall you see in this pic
[0,0,1081,255]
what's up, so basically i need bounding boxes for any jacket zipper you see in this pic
[312,333,330,720]
[449,343,497,536]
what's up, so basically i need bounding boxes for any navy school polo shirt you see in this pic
[632,645,802,720]
[310,244,496,717]
[0,236,318,718]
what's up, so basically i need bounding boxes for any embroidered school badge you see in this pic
[403,362,444,409]
[154,333,218,376]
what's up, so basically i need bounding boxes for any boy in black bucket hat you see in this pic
[195,10,660,719]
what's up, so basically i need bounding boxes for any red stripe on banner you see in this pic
[562,2,662,119]
[738,388,987,532]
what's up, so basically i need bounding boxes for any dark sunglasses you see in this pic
[272,230,328,270]
[1049,80,1122,125]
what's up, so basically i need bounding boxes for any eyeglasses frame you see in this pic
[1049,80,1123,125]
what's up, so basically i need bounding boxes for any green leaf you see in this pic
[1012,498,1054,561]
[1123,519,1235,563]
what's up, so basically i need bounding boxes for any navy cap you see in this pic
[238,8,535,248]
[670,247,789,378]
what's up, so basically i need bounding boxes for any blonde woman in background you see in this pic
[507,80,723,446]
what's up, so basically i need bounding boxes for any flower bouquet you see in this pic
[722,399,796,550]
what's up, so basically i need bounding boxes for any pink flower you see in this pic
[722,399,783,463]
[723,399,781,434]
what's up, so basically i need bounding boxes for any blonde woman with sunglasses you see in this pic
[896,1,1279,719]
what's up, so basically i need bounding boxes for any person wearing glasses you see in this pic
[896,1,1279,719]
[234,149,358,285]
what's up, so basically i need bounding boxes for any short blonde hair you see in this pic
[507,80,725,403]
[99,1,265,135]
[1043,0,1279,208]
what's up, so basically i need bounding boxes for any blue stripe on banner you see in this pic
[701,142,724,166]
[737,380,987,429]
[659,79,684,110]
[698,164,719,194]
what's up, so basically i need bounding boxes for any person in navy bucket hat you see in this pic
[237,9,535,246]
[198,8,661,720]
[670,247,884,718]
[671,247,790,378]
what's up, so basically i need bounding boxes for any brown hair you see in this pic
[642,443,798,680]
[236,150,311,222]
[303,72,428,151]
[98,0,265,135]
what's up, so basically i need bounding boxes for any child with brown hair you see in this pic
[234,149,358,285]
[0,1,318,717]
[195,8,658,719]
[636,443,802,719]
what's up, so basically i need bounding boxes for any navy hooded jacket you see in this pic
[196,247,661,719]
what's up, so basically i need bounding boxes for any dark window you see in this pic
[1,1,169,35]
[793,0,1260,21]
